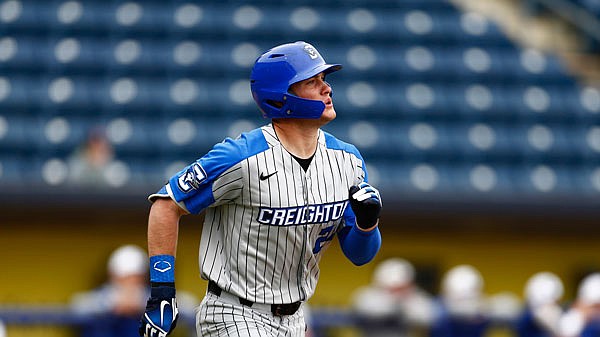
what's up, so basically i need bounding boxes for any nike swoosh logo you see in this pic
[160,300,170,326]
[260,171,278,180]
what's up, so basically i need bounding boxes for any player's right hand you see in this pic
[139,283,179,337]
[349,182,382,230]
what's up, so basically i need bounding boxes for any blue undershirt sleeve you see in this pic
[337,225,381,266]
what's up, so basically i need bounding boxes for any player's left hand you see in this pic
[349,182,382,230]
[139,283,179,337]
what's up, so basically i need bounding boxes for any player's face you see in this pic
[290,72,336,123]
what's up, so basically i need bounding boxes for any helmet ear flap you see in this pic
[282,93,325,118]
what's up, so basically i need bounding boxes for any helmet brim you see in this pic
[290,63,342,86]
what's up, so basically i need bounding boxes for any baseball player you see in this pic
[558,273,600,337]
[515,272,564,337]
[72,245,149,337]
[139,41,383,337]
[430,265,490,337]
[351,258,436,337]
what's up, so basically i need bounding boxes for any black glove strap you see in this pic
[150,282,176,298]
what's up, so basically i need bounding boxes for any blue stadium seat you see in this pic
[0,0,44,34]
[565,124,600,164]
[95,76,160,114]
[0,76,42,111]
[0,155,24,188]
[500,49,575,85]
[29,116,90,157]
[123,157,170,187]
[263,7,345,43]
[102,37,168,76]
[387,10,455,45]
[100,116,156,158]
[445,84,512,121]
[326,81,388,117]
[143,157,221,188]
[0,114,34,155]
[381,46,454,82]
[104,2,172,38]
[38,76,95,114]
[203,79,258,117]
[187,40,270,78]
[443,46,512,83]
[166,3,230,40]
[446,122,517,163]
[385,121,454,162]
[570,165,600,198]
[208,6,289,41]
[152,117,242,161]
[153,78,212,117]
[388,82,452,118]
[558,85,600,122]
[0,36,41,74]
[506,123,576,164]
[36,1,108,36]
[35,2,171,38]
[163,40,220,77]
[510,164,576,196]
[40,36,107,75]
[392,10,509,47]
[374,161,456,195]
[453,12,513,47]
[322,120,396,159]
[388,0,456,11]
[446,163,516,197]
[503,84,567,121]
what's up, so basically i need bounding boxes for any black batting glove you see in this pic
[349,182,382,230]
[139,282,179,337]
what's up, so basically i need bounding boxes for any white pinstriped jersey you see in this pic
[151,124,367,304]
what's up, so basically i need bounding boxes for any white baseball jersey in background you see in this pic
[150,124,367,304]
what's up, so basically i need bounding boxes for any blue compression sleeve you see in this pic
[338,225,381,266]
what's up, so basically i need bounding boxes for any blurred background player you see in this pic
[351,257,435,337]
[515,271,565,337]
[71,244,198,337]
[70,244,199,337]
[67,127,116,188]
[559,273,600,337]
[71,244,149,337]
[430,265,490,337]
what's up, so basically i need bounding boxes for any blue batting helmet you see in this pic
[250,41,342,119]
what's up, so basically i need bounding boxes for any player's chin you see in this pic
[320,106,337,123]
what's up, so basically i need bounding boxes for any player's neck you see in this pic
[272,120,319,159]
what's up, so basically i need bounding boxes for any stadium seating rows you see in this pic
[0,0,599,201]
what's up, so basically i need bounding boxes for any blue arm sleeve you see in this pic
[337,225,381,266]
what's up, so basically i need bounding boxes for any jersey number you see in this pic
[313,225,336,254]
